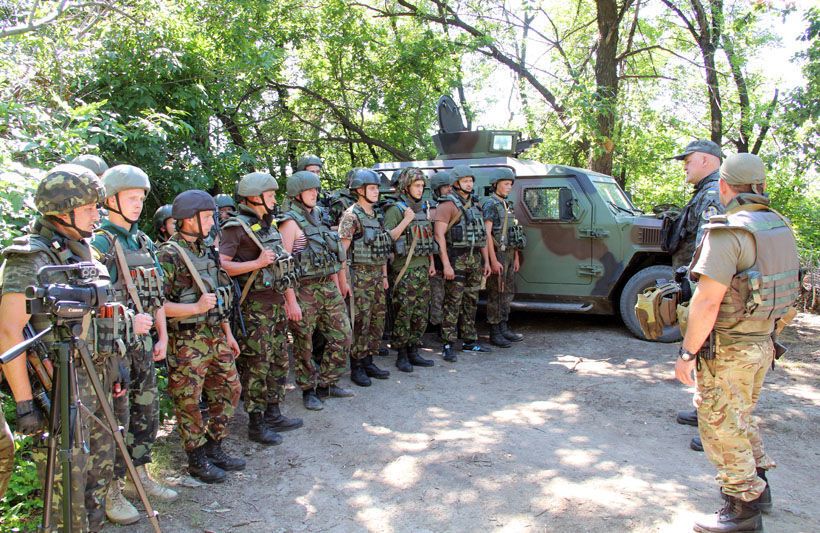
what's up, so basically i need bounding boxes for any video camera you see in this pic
[25,263,109,320]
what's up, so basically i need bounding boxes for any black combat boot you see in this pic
[500,320,524,342]
[248,412,283,446]
[302,389,324,411]
[462,340,492,352]
[693,493,763,533]
[489,323,512,348]
[408,344,434,367]
[350,358,372,387]
[264,403,304,432]
[187,445,226,484]
[396,347,413,372]
[442,344,457,362]
[378,347,390,357]
[363,354,390,379]
[754,468,772,514]
[316,383,355,398]
[204,437,246,471]
[691,436,704,452]
[677,408,699,427]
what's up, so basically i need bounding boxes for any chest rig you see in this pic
[348,204,393,266]
[95,227,163,316]
[444,193,487,251]
[282,202,344,280]
[222,206,299,295]
[485,195,527,252]
[392,195,439,257]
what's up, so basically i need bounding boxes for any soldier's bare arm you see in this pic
[152,305,168,362]
[220,320,240,356]
[434,220,453,280]
[675,274,727,386]
[387,207,415,241]
[276,220,303,320]
[0,292,33,401]
[220,252,273,276]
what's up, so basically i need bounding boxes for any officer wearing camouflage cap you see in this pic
[219,172,303,444]
[0,164,127,531]
[157,190,245,483]
[90,165,177,524]
[675,153,800,533]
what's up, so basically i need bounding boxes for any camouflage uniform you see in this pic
[689,193,800,504]
[672,170,723,269]
[158,235,241,452]
[328,190,356,228]
[429,273,445,327]
[483,193,526,326]
[91,220,164,479]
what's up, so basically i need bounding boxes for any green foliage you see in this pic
[0,395,42,530]
[0,165,39,248]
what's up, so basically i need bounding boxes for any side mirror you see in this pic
[559,187,577,221]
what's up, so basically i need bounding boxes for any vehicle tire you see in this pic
[619,264,682,343]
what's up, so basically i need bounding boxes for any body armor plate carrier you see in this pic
[281,203,344,280]
[392,197,439,257]
[348,204,393,266]
[95,228,163,316]
[485,196,527,251]
[444,193,487,251]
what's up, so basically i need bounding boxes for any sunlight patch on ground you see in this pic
[381,455,420,489]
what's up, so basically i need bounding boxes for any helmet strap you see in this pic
[179,212,209,240]
[107,193,140,225]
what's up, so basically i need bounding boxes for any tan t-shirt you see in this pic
[431,199,460,225]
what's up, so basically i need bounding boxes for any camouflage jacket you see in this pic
[673,170,723,268]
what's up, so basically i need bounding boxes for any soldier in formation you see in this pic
[91,165,178,525]
[427,170,452,333]
[675,153,799,533]
[153,204,174,242]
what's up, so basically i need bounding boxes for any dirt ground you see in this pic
[117,311,820,533]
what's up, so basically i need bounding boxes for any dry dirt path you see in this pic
[119,312,820,533]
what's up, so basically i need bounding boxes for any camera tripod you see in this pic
[2,318,162,533]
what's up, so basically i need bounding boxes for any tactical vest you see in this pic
[222,206,299,293]
[281,203,344,280]
[392,196,439,257]
[690,198,800,334]
[444,193,487,250]
[94,228,163,316]
[0,220,135,359]
[485,195,527,251]
[329,190,356,226]
[348,204,393,266]
[159,239,234,328]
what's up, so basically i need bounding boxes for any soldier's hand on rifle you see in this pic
[256,249,277,268]
[133,312,153,336]
[491,259,503,275]
[443,264,455,280]
[196,293,217,313]
[15,400,44,435]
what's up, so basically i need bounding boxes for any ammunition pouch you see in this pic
[92,303,136,360]
[506,223,527,249]
[635,281,680,340]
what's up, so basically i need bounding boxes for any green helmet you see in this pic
[430,170,452,194]
[213,193,236,209]
[296,154,323,172]
[153,204,173,233]
[35,164,106,216]
[346,168,380,190]
[70,154,109,177]
[286,171,322,198]
[101,164,151,198]
[172,190,216,220]
[236,171,278,197]
[396,167,427,193]
[489,167,515,187]
[449,165,475,185]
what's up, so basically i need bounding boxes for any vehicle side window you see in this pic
[523,187,563,220]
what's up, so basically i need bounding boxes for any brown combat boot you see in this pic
[693,492,763,533]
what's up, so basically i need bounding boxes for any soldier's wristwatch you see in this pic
[678,347,697,362]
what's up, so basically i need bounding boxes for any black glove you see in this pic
[15,399,44,435]
[114,358,131,392]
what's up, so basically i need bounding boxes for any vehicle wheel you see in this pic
[619,264,682,343]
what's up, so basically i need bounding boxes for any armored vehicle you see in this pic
[374,96,679,342]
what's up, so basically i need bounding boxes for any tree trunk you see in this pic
[590,0,619,179]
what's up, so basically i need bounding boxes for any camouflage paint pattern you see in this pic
[429,272,444,326]
[350,264,386,360]
[391,264,430,348]
[696,336,775,501]
[166,327,241,452]
[486,250,515,325]
[441,251,483,343]
[236,297,289,413]
[0,410,14,498]
[290,280,351,390]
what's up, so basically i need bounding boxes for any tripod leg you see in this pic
[40,356,61,531]
[77,342,162,533]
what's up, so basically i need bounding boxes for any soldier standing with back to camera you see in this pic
[383,167,437,372]
[279,171,353,410]
[91,165,178,526]
[668,140,726,450]
[483,168,527,348]
[219,172,303,445]
[0,164,140,531]
[337,168,393,387]
[157,190,244,484]
[675,153,799,533]
[433,165,492,362]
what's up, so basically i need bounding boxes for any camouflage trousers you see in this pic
[350,264,386,361]
[167,326,241,452]
[441,251,483,343]
[486,250,516,325]
[113,337,159,479]
[33,354,114,532]
[391,264,430,349]
[236,296,289,414]
[0,408,13,498]
[429,273,445,326]
[696,335,775,501]
[290,279,351,390]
